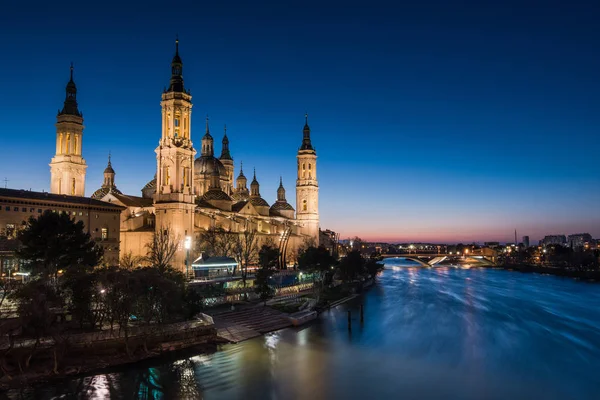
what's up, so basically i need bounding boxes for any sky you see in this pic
[0,0,599,244]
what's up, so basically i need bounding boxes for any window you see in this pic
[29,208,34,212]
[72,211,76,215]
[95,214,99,219]
[79,212,82,216]
[101,228,108,240]
[38,209,42,213]
[5,207,9,211]
[13,207,18,211]
[174,118,179,127]
[308,164,311,170]
[302,199,307,211]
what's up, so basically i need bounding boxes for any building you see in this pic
[46,39,321,273]
[522,236,530,248]
[567,233,593,250]
[0,188,124,271]
[542,235,567,247]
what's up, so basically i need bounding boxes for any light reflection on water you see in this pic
[10,258,600,399]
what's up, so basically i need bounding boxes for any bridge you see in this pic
[381,254,495,267]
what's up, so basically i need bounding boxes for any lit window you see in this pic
[79,212,82,216]
[29,208,34,212]
[95,214,99,219]
[101,228,108,240]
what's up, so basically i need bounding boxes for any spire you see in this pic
[104,152,114,174]
[59,63,81,116]
[220,124,232,160]
[103,152,116,187]
[277,176,286,201]
[236,161,247,191]
[167,36,184,93]
[201,116,214,156]
[300,112,313,150]
[250,168,260,197]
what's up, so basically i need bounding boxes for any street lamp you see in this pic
[184,236,192,280]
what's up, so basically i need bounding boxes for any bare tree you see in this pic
[197,227,235,258]
[146,226,179,271]
[120,251,145,270]
[232,229,259,286]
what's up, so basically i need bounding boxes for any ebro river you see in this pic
[12,258,600,399]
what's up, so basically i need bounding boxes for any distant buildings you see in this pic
[542,235,567,246]
[522,236,530,248]
[567,233,593,250]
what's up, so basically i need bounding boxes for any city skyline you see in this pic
[1,1,599,243]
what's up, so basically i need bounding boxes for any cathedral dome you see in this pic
[142,177,156,190]
[249,196,270,208]
[203,189,232,201]
[270,201,294,212]
[194,156,228,178]
[91,186,122,199]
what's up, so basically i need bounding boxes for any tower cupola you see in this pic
[250,168,260,197]
[167,37,185,93]
[201,116,214,156]
[277,176,286,201]
[59,63,81,117]
[300,113,313,150]
[220,125,232,160]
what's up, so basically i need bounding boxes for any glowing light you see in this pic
[184,236,192,250]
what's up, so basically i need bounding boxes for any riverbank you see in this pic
[0,321,217,390]
[501,264,600,282]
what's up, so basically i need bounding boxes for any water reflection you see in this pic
[10,261,600,399]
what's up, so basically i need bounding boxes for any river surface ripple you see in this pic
[10,259,600,399]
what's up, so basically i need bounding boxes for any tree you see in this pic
[16,210,103,283]
[11,281,62,368]
[197,227,235,258]
[365,258,384,278]
[120,251,145,269]
[298,246,335,302]
[338,250,366,283]
[146,226,179,271]
[232,229,259,286]
[254,244,278,305]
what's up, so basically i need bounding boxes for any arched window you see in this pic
[71,178,76,195]
[302,199,307,211]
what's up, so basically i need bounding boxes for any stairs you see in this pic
[210,307,292,343]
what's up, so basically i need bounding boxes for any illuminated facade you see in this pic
[88,39,320,271]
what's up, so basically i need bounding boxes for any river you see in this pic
[9,259,600,399]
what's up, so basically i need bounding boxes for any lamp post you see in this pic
[184,236,192,280]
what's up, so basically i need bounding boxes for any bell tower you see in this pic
[296,114,319,245]
[50,63,87,196]
[154,38,196,272]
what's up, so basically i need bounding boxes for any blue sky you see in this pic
[0,0,598,243]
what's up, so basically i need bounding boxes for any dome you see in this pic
[203,189,232,202]
[194,156,228,178]
[104,164,115,174]
[249,196,270,208]
[231,191,249,202]
[270,201,294,212]
[91,186,122,200]
[142,177,156,190]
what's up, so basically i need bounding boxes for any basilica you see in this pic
[48,39,320,272]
